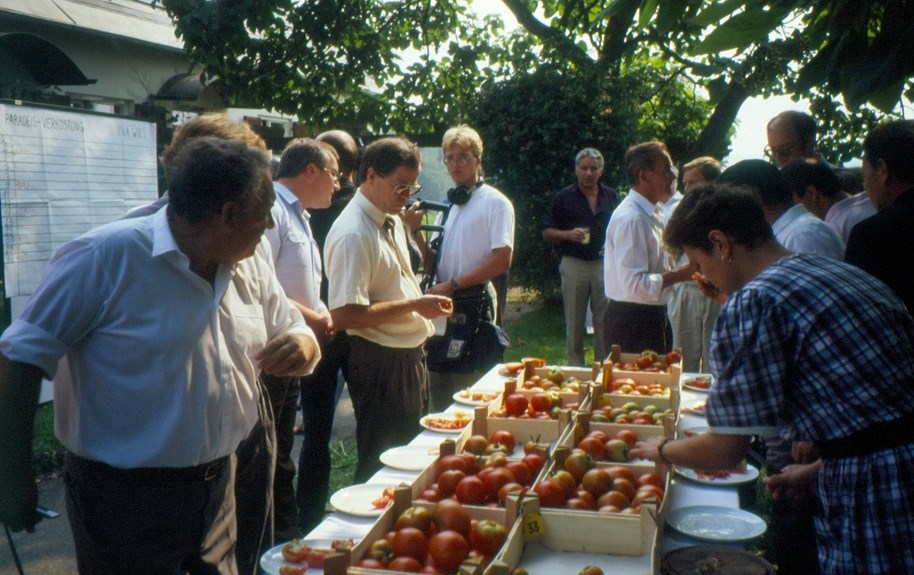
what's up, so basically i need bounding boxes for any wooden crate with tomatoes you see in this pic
[473,395,575,451]
[555,411,673,472]
[323,485,525,574]
[584,384,679,432]
[602,344,683,388]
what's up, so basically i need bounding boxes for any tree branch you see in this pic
[500,0,594,70]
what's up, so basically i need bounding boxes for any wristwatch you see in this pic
[450,278,460,292]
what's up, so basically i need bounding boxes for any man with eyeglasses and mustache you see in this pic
[422,125,515,410]
[324,137,453,482]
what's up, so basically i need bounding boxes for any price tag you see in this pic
[522,512,545,541]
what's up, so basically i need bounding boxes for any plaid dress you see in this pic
[706,254,914,574]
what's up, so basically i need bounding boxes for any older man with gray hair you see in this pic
[543,148,619,366]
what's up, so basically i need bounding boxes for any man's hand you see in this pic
[791,440,819,464]
[400,202,425,233]
[427,281,452,297]
[414,295,453,319]
[567,227,590,243]
[305,311,335,342]
[256,332,319,376]
[765,461,821,502]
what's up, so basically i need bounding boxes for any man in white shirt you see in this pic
[720,159,845,260]
[423,125,514,408]
[603,141,694,354]
[324,137,452,482]
[0,137,319,574]
[263,138,339,541]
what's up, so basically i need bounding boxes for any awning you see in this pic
[156,72,206,101]
[0,32,95,86]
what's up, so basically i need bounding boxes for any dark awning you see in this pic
[155,72,207,101]
[0,32,95,86]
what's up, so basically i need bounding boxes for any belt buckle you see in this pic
[203,460,221,481]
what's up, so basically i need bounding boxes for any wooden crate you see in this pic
[602,344,682,388]
[560,411,672,464]
[472,401,574,448]
[324,486,526,575]
[584,384,679,431]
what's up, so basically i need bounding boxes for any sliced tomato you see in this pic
[281,539,310,563]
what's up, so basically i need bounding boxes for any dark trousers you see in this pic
[233,384,274,575]
[296,332,351,535]
[602,299,672,353]
[261,373,299,543]
[64,452,236,575]
[347,336,428,483]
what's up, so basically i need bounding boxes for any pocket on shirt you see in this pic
[228,304,269,355]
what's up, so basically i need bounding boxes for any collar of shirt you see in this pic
[274,182,312,224]
[354,188,388,228]
[150,206,181,258]
[772,203,809,236]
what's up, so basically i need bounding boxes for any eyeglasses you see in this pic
[764,142,797,159]
[322,166,341,181]
[384,175,422,197]
[443,153,477,166]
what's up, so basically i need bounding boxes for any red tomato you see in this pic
[579,565,605,575]
[530,392,553,413]
[489,430,516,453]
[598,490,630,510]
[551,469,578,498]
[484,442,509,455]
[580,468,611,497]
[395,506,433,533]
[419,488,441,503]
[459,452,480,475]
[566,496,594,510]
[463,435,489,455]
[533,478,566,507]
[614,429,639,449]
[435,454,469,476]
[665,351,681,365]
[279,567,306,575]
[577,436,605,460]
[636,355,654,369]
[636,484,665,504]
[483,452,508,469]
[574,489,596,508]
[428,530,470,571]
[357,558,387,569]
[280,539,309,563]
[505,460,534,486]
[368,538,394,565]
[503,394,529,417]
[483,466,516,496]
[469,519,507,555]
[388,556,424,572]
[306,549,329,568]
[585,430,609,443]
[420,566,446,574]
[563,448,596,482]
[437,469,465,498]
[497,481,524,504]
[433,500,471,536]
[612,477,637,501]
[392,527,428,562]
[605,465,636,484]
[455,476,489,505]
[522,452,546,475]
[637,472,664,489]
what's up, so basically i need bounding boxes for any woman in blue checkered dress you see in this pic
[630,184,914,574]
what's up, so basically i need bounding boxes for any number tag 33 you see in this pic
[523,512,545,542]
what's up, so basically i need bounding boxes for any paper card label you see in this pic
[522,512,545,541]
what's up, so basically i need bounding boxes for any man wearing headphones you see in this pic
[425,125,515,410]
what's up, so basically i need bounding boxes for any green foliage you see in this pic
[502,298,577,365]
[32,403,65,475]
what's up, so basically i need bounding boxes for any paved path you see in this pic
[0,388,356,575]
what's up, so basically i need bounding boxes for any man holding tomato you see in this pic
[0,137,320,573]
[324,137,453,483]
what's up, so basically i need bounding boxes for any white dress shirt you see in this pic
[603,189,671,305]
[0,209,318,468]
[825,192,878,244]
[324,191,433,348]
[264,182,326,313]
[773,203,845,260]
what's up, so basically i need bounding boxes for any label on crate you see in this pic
[522,512,545,541]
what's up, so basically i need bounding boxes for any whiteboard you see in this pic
[0,102,158,298]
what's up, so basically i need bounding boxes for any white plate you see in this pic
[329,483,396,517]
[420,412,472,433]
[452,389,500,406]
[380,445,436,471]
[682,376,713,392]
[667,505,766,542]
[678,426,710,438]
[675,463,760,486]
[260,539,333,575]
[681,401,706,416]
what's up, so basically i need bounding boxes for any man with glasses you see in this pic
[262,138,339,540]
[603,141,694,354]
[543,148,619,366]
[324,137,453,482]
[765,111,825,168]
[424,125,515,410]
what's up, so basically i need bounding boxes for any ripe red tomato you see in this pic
[483,467,516,496]
[585,430,609,443]
[614,429,639,449]
[533,478,566,507]
[279,566,307,575]
[563,448,596,482]
[428,530,470,571]
[489,430,517,453]
[463,435,489,455]
[497,481,524,503]
[469,519,507,555]
[566,496,594,510]
[395,505,433,533]
[306,549,329,568]
[356,558,387,569]
[636,355,654,369]
[368,539,394,565]
[455,476,489,505]
[458,452,480,475]
[665,351,681,365]
[577,436,605,460]
[551,469,578,498]
[605,465,636,484]
[578,566,605,575]
[420,566,446,574]
[483,452,508,469]
[522,452,546,475]
[598,489,630,510]
[612,477,637,501]
[637,472,664,489]
[505,460,534,486]
[503,394,529,417]
[392,527,428,562]
[437,469,466,498]
[419,488,441,503]
[433,500,471,536]
[435,454,469,476]
[388,556,424,572]
[530,392,553,413]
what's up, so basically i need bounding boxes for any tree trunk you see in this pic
[691,81,750,160]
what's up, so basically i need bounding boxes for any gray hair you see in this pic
[575,148,604,170]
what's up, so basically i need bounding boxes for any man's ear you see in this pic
[221,201,240,226]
